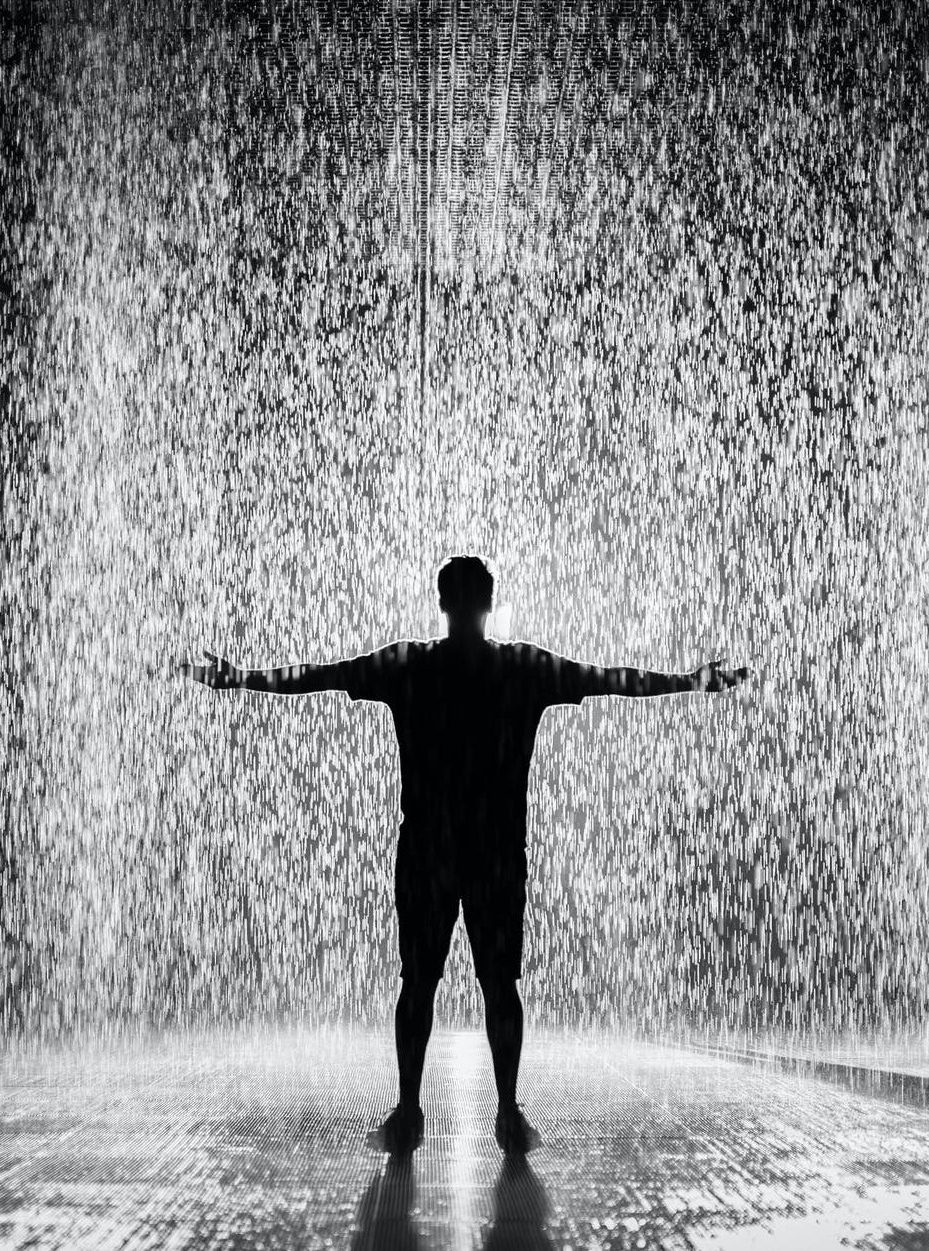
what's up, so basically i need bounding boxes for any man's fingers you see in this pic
[697,661,753,691]
[175,654,238,687]
[174,651,239,689]
[724,666,752,687]
[703,658,756,688]
[180,663,211,684]
[201,650,225,684]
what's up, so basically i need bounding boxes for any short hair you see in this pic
[436,554,495,614]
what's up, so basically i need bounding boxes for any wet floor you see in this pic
[1,1026,927,1249]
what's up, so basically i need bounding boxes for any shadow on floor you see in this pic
[481,1156,554,1250]
[351,1154,554,1250]
[352,1155,424,1250]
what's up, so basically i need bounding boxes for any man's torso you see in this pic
[388,640,544,852]
[338,635,597,864]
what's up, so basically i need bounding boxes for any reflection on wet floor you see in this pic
[1,1026,927,1249]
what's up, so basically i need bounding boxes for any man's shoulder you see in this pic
[375,638,551,670]
[372,637,434,665]
[499,639,548,664]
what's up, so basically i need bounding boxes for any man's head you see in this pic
[436,554,494,640]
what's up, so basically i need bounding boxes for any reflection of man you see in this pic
[180,554,752,1155]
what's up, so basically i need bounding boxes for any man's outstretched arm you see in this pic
[590,658,752,698]
[176,650,354,695]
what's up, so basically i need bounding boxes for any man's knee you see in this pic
[478,972,520,1005]
[398,973,441,1006]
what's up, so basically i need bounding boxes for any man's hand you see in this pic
[175,650,243,691]
[688,658,753,693]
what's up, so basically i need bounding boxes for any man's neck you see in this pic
[445,630,486,646]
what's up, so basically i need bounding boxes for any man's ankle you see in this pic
[497,1097,518,1113]
[398,1098,421,1115]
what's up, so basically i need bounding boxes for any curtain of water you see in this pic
[2,0,928,1041]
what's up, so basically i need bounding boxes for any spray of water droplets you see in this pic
[2,2,928,1046]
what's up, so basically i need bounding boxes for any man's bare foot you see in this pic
[367,1103,425,1155]
[495,1102,541,1154]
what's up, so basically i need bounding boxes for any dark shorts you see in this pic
[394,830,528,985]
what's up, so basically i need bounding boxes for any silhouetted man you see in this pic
[179,554,751,1155]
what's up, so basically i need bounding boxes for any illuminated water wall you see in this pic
[2,1,927,1037]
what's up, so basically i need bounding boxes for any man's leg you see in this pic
[462,853,528,1110]
[393,822,459,1117]
[479,974,524,1109]
[395,973,441,1111]
[463,857,539,1152]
